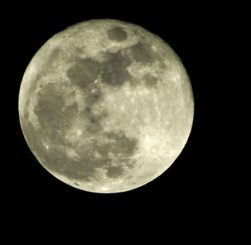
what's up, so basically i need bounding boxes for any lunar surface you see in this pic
[18,19,194,193]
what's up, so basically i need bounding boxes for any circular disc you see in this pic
[18,19,194,193]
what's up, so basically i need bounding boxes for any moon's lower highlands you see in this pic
[18,19,194,193]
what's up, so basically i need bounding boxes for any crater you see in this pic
[100,51,132,88]
[107,27,128,42]
[67,57,100,89]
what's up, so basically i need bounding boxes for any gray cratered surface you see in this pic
[18,19,194,193]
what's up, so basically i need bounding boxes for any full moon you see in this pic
[18,19,194,193]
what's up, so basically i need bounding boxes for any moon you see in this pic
[18,19,194,193]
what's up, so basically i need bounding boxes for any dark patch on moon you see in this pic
[81,87,108,134]
[21,119,91,181]
[48,48,65,66]
[67,58,100,89]
[107,27,128,42]
[66,130,139,180]
[143,73,158,87]
[104,130,138,157]
[85,88,103,106]
[106,166,124,178]
[101,51,132,88]
[85,113,106,134]
[130,42,155,63]
[34,82,78,142]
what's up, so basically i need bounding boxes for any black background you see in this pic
[2,1,240,238]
